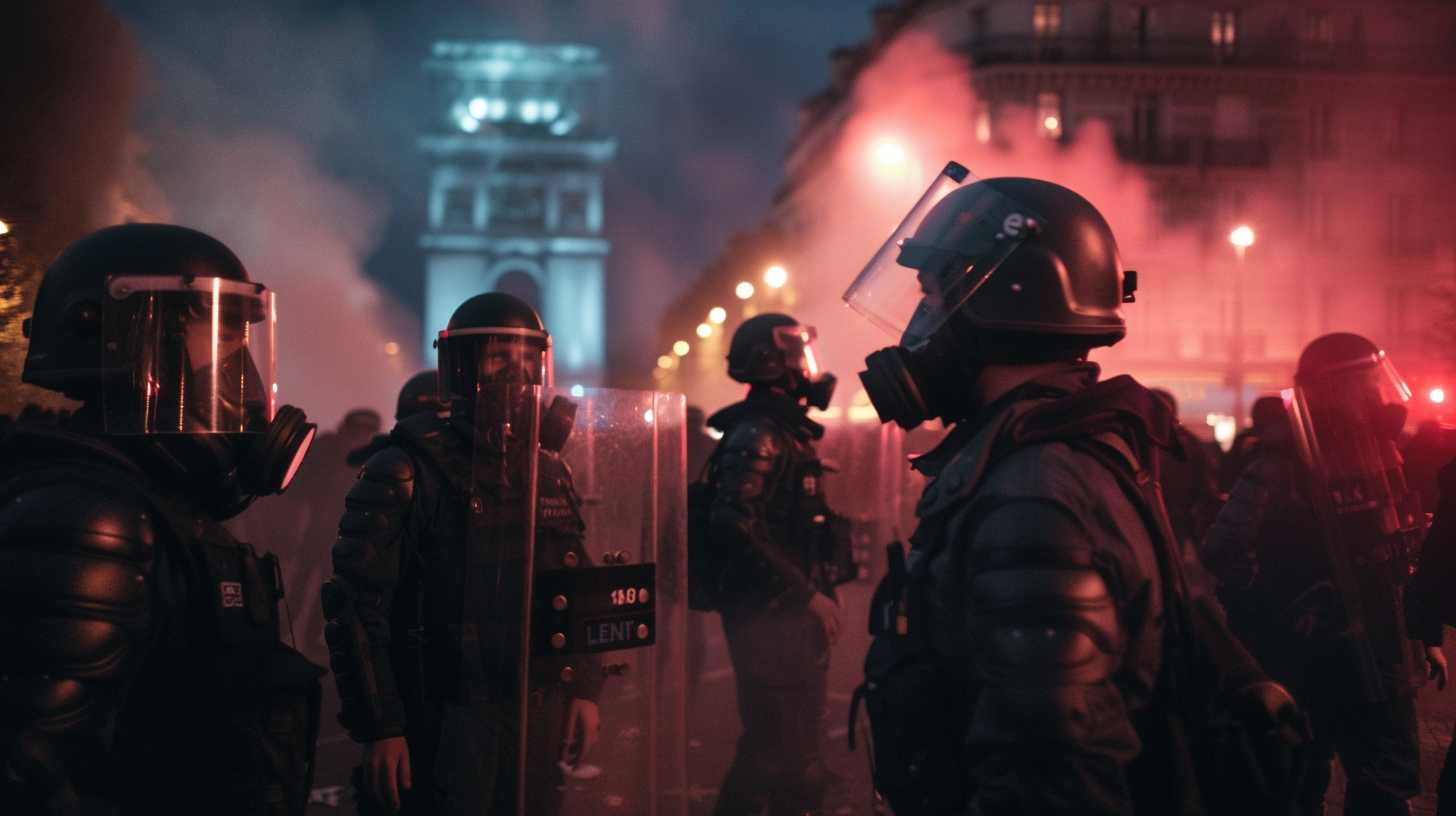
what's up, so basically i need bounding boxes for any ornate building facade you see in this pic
[420,41,615,382]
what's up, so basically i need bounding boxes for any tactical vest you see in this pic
[0,432,323,816]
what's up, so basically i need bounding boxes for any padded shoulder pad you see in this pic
[967,501,1121,684]
[0,481,157,731]
[351,446,416,507]
[721,417,784,462]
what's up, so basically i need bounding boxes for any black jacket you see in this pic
[912,363,1194,815]
[0,423,320,815]
[706,389,835,613]
[321,411,602,744]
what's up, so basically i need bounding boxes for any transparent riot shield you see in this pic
[459,383,541,815]
[525,387,689,816]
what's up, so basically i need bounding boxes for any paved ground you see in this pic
[307,603,1456,815]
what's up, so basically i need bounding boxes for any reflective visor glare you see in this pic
[101,275,276,434]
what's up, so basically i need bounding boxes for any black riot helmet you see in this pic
[727,312,837,410]
[435,292,552,409]
[845,163,1131,428]
[20,223,316,504]
[395,370,443,420]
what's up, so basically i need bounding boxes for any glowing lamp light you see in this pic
[383,341,400,356]
[873,139,907,167]
[570,384,586,398]
[457,114,481,133]
[541,99,561,120]
[467,97,490,119]
[1042,115,1061,132]
[643,409,655,425]
[656,354,675,369]
[672,340,690,356]
[1229,225,1256,248]
[708,306,727,324]
[695,323,713,339]
[1431,387,1447,405]
[521,99,542,123]
[0,219,9,236]
[764,265,788,289]
[735,281,755,300]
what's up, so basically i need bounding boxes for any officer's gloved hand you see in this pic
[1208,679,1310,806]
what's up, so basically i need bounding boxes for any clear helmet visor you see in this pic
[102,275,277,434]
[436,328,553,404]
[842,162,1046,346]
[1284,351,1413,510]
[771,324,823,378]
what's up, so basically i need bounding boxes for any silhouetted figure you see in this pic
[1151,388,1223,548]
[1221,394,1288,492]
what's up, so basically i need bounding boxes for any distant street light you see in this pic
[0,219,9,236]
[1229,225,1256,253]
[735,281,755,300]
[1228,223,1256,425]
[657,354,675,369]
[873,139,907,167]
[695,323,712,339]
[763,265,788,289]
[672,340,690,356]
[708,306,727,324]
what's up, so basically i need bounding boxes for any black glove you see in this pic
[1206,680,1310,812]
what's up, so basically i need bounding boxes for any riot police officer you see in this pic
[846,167,1302,814]
[706,312,842,816]
[0,224,323,815]
[321,293,601,815]
[346,370,443,467]
[1204,333,1444,814]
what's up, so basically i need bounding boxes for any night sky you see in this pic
[110,0,881,376]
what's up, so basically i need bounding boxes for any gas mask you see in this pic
[801,373,838,412]
[859,306,970,430]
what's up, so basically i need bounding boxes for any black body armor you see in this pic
[321,411,602,812]
[0,424,323,815]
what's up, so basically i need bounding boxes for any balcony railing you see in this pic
[961,35,1456,74]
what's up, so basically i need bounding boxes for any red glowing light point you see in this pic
[1431,387,1446,404]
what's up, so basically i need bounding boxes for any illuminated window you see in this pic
[488,183,546,231]
[1037,92,1063,139]
[556,189,589,232]
[1211,11,1237,52]
[442,187,475,229]
[1033,3,1062,37]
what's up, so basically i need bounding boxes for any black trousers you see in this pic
[1298,693,1421,815]
[714,606,831,816]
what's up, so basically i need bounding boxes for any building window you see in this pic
[1133,6,1154,47]
[1211,10,1238,52]
[1309,104,1337,157]
[487,182,546,231]
[1033,3,1062,37]
[970,6,988,42]
[556,189,590,232]
[1387,107,1406,153]
[1037,92,1063,139]
[975,106,993,144]
[1134,93,1161,146]
[442,186,475,230]
[1305,10,1336,46]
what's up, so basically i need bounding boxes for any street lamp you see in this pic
[695,322,712,339]
[873,139,907,168]
[708,306,727,324]
[735,281,755,300]
[0,219,9,236]
[672,340,690,357]
[1227,224,1256,426]
[763,265,788,289]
